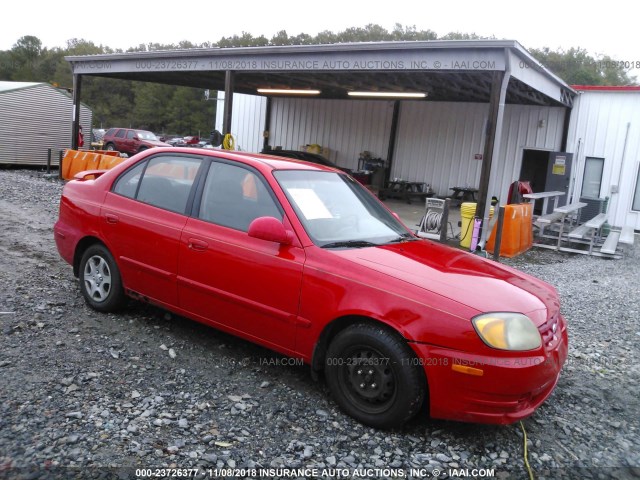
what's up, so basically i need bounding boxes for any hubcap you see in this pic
[340,347,396,412]
[83,255,112,302]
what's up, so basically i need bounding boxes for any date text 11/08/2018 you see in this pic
[135,467,497,478]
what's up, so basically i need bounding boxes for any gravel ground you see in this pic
[0,169,639,480]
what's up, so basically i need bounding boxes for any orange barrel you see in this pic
[520,203,533,252]
[486,204,521,257]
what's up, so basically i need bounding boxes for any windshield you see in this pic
[137,130,159,141]
[274,170,412,248]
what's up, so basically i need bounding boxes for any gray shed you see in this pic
[0,81,92,166]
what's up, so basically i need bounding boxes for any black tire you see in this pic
[105,143,116,151]
[325,323,426,429]
[79,244,125,312]
[138,146,148,153]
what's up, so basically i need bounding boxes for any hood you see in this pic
[334,240,559,324]
[144,140,171,147]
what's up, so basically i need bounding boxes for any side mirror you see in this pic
[248,217,293,245]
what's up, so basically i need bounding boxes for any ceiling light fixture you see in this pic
[348,91,427,98]
[257,88,321,95]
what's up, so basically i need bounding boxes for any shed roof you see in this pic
[0,81,44,94]
[66,40,575,107]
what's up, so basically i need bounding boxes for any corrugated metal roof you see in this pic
[64,40,575,107]
[0,81,44,94]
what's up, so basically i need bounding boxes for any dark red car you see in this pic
[102,128,170,155]
[54,148,568,428]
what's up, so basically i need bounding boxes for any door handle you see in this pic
[105,213,119,224]
[188,238,208,251]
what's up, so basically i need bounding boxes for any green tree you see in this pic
[165,87,215,136]
[529,47,635,85]
[133,82,174,132]
[9,35,43,80]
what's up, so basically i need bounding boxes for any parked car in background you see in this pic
[54,148,567,429]
[102,128,170,155]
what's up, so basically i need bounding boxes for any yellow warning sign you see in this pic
[552,164,566,175]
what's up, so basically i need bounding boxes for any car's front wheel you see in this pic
[79,244,125,312]
[325,322,426,429]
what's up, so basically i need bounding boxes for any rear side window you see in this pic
[198,162,282,231]
[113,156,202,213]
[113,162,145,199]
[105,128,117,137]
[115,129,126,138]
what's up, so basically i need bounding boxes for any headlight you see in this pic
[472,313,541,351]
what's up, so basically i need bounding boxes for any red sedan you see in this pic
[54,148,568,428]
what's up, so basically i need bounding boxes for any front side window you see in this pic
[198,162,282,231]
[274,170,410,247]
[126,130,136,139]
[112,155,202,213]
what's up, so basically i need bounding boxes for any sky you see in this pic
[2,0,637,79]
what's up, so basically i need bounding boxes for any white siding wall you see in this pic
[218,93,567,204]
[566,91,640,229]
[214,92,267,153]
[392,102,565,200]
[268,98,395,171]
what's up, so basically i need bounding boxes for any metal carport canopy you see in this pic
[66,40,576,249]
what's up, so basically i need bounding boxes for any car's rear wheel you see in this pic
[325,322,426,428]
[105,143,116,151]
[79,244,124,312]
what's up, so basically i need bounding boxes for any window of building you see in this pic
[581,157,604,198]
[632,163,640,212]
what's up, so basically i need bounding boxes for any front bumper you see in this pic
[410,317,568,424]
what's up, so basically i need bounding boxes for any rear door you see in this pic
[101,153,203,307]
[177,160,305,352]
[122,130,137,154]
[113,129,127,152]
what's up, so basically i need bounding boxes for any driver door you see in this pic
[177,160,305,353]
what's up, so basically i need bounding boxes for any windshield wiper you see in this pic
[321,240,378,249]
[386,234,417,244]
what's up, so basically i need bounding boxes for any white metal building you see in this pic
[0,81,92,166]
[216,94,566,207]
[566,86,640,230]
[219,86,640,230]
